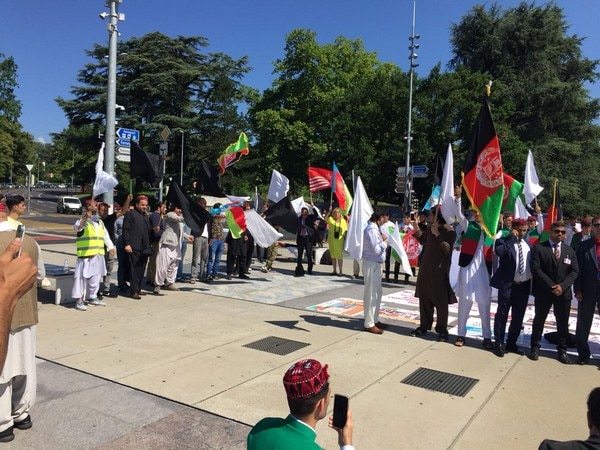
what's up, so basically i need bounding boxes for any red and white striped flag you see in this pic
[307,167,332,192]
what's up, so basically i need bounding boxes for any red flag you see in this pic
[461,97,504,238]
[307,167,332,192]
[544,180,563,231]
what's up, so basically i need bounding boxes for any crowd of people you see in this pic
[2,188,600,446]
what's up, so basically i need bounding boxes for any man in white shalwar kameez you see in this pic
[154,205,192,294]
[72,201,115,311]
[453,186,494,349]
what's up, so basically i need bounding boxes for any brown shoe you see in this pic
[130,293,142,300]
[364,326,383,335]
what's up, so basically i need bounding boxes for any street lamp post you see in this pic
[101,0,123,208]
[404,0,419,213]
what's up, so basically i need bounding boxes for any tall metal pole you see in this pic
[180,132,184,185]
[404,1,419,212]
[103,0,120,207]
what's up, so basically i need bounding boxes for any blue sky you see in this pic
[2,0,598,144]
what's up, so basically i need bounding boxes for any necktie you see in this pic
[517,240,525,274]
[553,243,560,260]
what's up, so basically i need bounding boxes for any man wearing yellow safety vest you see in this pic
[71,200,116,311]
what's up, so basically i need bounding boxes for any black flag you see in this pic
[197,160,225,197]
[130,141,163,188]
[433,151,444,186]
[165,179,211,235]
[264,196,299,234]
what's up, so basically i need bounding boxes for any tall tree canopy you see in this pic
[54,32,254,193]
[449,1,600,214]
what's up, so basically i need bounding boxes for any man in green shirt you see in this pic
[247,359,354,450]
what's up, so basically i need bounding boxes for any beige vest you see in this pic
[0,231,39,331]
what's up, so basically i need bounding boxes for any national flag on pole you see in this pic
[502,173,524,214]
[131,141,163,189]
[423,185,441,211]
[332,162,353,215]
[461,96,504,238]
[344,176,373,261]
[267,169,289,203]
[217,132,249,175]
[545,179,563,230]
[165,179,211,235]
[433,151,444,186]
[197,160,225,197]
[523,150,543,205]
[307,167,332,192]
[225,206,247,239]
[440,143,456,224]
[92,142,118,199]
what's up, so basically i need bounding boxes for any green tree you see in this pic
[55,32,254,192]
[449,1,600,214]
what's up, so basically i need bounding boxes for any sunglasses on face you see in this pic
[553,229,566,234]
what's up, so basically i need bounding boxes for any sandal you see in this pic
[483,338,494,350]
[454,337,465,347]
[410,328,426,337]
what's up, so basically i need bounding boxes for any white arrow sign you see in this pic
[116,154,131,162]
[117,147,130,155]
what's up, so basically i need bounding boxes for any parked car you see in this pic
[57,196,83,214]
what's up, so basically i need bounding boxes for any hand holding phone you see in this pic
[14,225,24,258]
[332,394,348,429]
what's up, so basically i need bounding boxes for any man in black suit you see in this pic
[529,221,579,364]
[491,218,531,357]
[574,216,600,365]
[122,195,153,299]
[295,206,316,277]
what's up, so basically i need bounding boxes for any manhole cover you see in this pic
[243,336,310,356]
[401,367,478,397]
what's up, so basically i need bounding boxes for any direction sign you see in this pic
[116,154,131,162]
[116,127,140,141]
[116,138,131,148]
[412,165,429,174]
[117,147,130,155]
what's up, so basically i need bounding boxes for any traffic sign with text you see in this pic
[117,147,130,155]
[116,128,139,141]
[116,154,130,162]
[412,165,429,174]
[116,138,131,148]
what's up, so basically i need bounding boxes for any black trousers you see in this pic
[419,297,449,334]
[128,250,148,295]
[493,281,530,345]
[576,284,600,359]
[531,294,572,351]
[296,235,313,275]
[227,252,246,276]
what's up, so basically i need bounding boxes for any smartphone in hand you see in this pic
[332,394,348,428]
[15,225,25,258]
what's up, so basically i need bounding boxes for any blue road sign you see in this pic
[412,165,429,174]
[116,138,131,148]
[116,127,140,141]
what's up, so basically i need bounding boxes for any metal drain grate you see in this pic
[243,336,310,356]
[401,367,479,397]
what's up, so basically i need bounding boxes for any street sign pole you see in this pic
[25,164,33,213]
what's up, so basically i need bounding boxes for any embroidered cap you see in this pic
[283,359,329,400]
[512,218,527,227]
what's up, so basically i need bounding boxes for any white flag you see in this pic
[267,170,289,203]
[92,142,118,199]
[243,208,283,248]
[523,150,543,205]
[388,222,412,275]
[344,176,373,261]
[291,196,313,217]
[439,143,456,224]
[514,196,529,219]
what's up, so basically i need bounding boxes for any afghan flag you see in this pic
[217,132,249,175]
[332,162,353,215]
[307,167,332,192]
[225,206,247,239]
[545,180,563,231]
[502,173,524,214]
[461,97,504,238]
